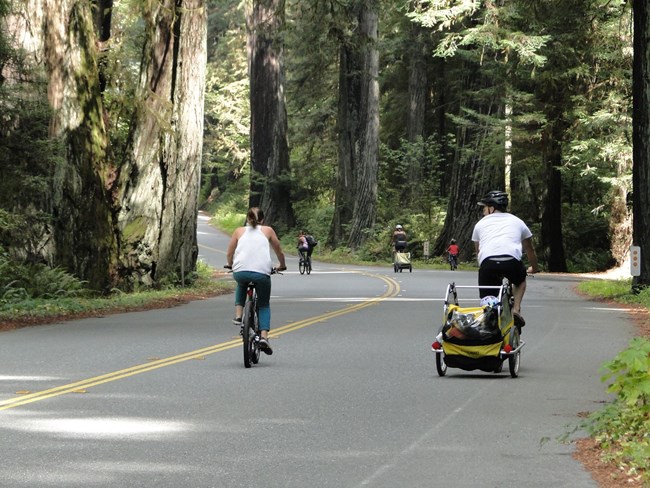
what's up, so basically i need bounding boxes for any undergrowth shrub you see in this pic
[1,249,88,301]
[582,337,650,482]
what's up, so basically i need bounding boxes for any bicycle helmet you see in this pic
[478,191,509,210]
[395,224,403,230]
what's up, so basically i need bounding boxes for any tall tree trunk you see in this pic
[247,0,294,232]
[435,123,502,262]
[347,0,379,249]
[539,105,568,272]
[116,0,206,288]
[633,0,650,288]
[7,0,117,289]
[406,23,428,206]
[434,65,502,261]
[329,42,359,246]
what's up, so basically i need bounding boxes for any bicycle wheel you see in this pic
[436,351,447,376]
[251,308,261,364]
[242,301,255,368]
[299,258,305,275]
[508,326,521,378]
[306,257,312,275]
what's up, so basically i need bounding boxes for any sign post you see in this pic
[630,245,641,277]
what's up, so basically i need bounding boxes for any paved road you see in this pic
[0,214,636,487]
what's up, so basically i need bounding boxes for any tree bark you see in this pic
[406,23,428,206]
[633,0,650,288]
[329,41,359,246]
[116,0,206,287]
[6,0,117,289]
[434,65,502,262]
[347,0,379,249]
[247,0,295,232]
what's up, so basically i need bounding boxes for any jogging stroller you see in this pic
[431,280,524,378]
[393,251,412,273]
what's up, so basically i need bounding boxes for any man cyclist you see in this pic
[472,191,539,328]
[226,207,286,355]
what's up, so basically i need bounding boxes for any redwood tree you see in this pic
[247,0,295,232]
[5,0,207,290]
[633,0,650,288]
[116,0,207,287]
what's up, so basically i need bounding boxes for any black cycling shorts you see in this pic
[478,256,527,298]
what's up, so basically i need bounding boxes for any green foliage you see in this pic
[581,338,650,482]
[292,205,333,247]
[578,278,632,298]
[576,279,650,482]
[0,248,88,301]
[0,73,65,260]
[0,267,232,324]
[201,0,250,207]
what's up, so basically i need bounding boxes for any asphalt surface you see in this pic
[0,214,636,487]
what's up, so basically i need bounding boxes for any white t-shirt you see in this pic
[233,225,273,275]
[471,212,532,265]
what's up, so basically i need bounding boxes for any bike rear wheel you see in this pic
[306,257,312,275]
[299,258,306,275]
[242,301,255,368]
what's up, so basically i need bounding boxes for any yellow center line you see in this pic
[0,271,400,411]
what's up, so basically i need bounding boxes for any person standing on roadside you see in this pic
[472,191,539,328]
[226,207,286,355]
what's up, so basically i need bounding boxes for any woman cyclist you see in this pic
[226,207,286,355]
[297,230,310,263]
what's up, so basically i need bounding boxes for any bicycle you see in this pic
[298,249,312,275]
[224,266,282,368]
[448,253,458,271]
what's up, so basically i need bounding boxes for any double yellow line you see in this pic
[0,272,400,411]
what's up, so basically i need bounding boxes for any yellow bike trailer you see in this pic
[431,281,524,378]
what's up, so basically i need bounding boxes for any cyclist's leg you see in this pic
[251,274,273,353]
[251,274,272,334]
[502,260,528,316]
[232,271,252,322]
[477,260,503,298]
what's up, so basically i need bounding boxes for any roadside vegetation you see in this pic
[576,279,650,485]
[0,258,233,331]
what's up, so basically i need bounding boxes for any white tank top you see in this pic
[233,225,273,275]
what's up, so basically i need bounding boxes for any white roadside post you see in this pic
[630,245,641,277]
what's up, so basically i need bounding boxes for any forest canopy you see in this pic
[1,0,646,292]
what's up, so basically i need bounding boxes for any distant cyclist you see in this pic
[226,207,286,355]
[391,224,408,253]
[472,191,539,328]
[446,239,460,270]
[297,230,310,261]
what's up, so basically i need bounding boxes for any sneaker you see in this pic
[258,337,273,355]
[513,312,526,328]
[232,317,242,326]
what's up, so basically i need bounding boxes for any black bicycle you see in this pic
[298,249,312,275]
[225,266,281,368]
[448,253,458,271]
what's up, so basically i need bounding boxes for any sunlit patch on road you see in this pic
[1,416,191,438]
